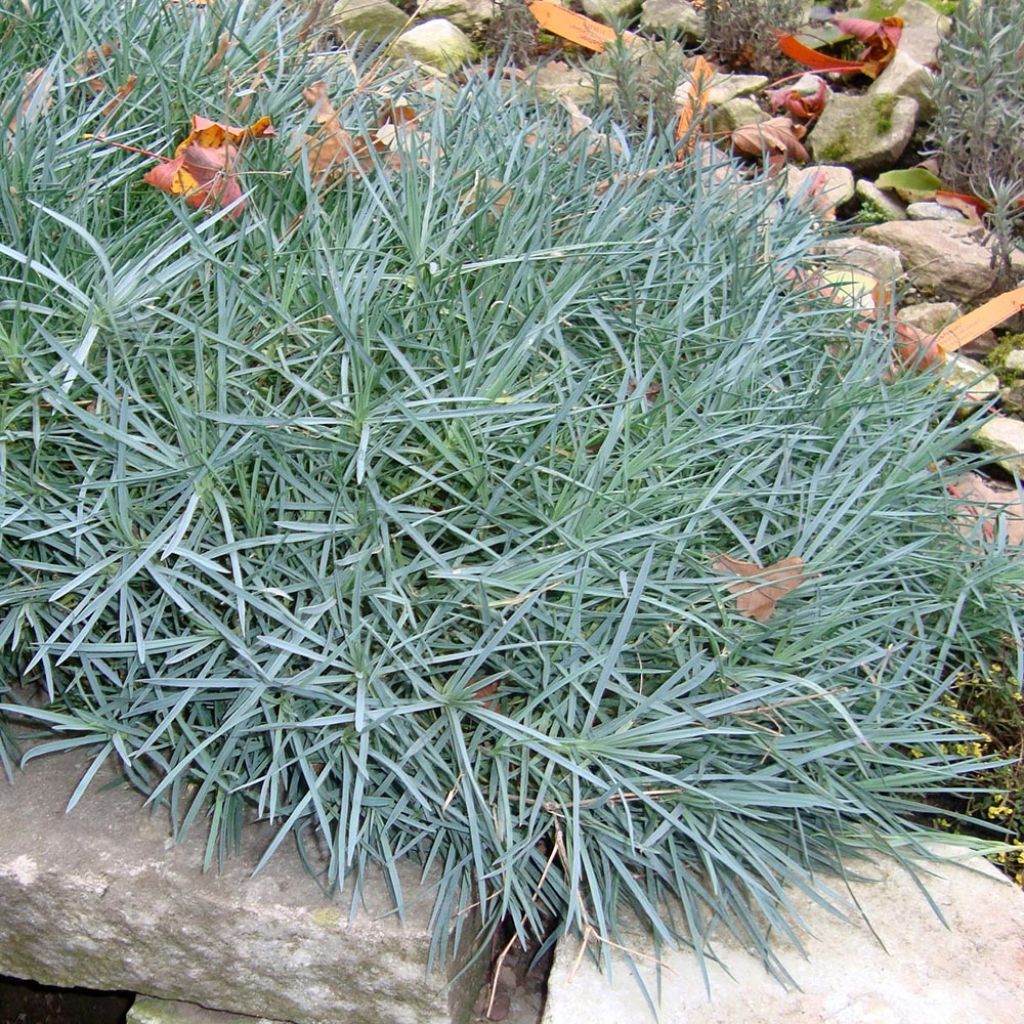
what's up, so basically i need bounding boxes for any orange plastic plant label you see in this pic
[528,0,636,52]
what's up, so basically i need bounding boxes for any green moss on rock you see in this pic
[817,133,851,163]
[987,333,1024,385]
[872,93,897,134]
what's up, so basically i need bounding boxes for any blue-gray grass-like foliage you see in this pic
[1,0,1021,982]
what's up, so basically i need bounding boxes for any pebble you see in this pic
[907,201,967,222]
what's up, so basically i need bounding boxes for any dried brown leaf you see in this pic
[8,67,53,136]
[74,41,118,94]
[712,554,806,621]
[559,96,622,157]
[730,116,808,169]
[100,74,137,118]
[766,76,827,122]
[674,55,714,157]
[949,473,1024,547]
[202,31,233,75]
[300,81,371,179]
[458,176,513,221]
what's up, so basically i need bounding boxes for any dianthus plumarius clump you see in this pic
[1,0,1021,981]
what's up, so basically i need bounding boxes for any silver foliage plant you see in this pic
[1,0,1022,984]
[926,1,1024,285]
[927,1,1024,198]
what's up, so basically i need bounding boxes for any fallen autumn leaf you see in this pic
[712,554,807,622]
[142,114,275,216]
[766,76,827,122]
[674,55,714,157]
[731,116,808,170]
[7,67,53,137]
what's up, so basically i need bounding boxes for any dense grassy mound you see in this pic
[1,0,1021,977]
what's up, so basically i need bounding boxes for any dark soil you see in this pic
[0,975,131,1024]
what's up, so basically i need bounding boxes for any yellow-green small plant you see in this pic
[943,663,1024,886]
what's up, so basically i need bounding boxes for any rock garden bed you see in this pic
[2,1,1023,1023]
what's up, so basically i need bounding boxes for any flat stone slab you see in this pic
[0,750,480,1024]
[542,847,1024,1024]
[129,996,285,1024]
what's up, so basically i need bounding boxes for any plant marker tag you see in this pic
[528,0,638,52]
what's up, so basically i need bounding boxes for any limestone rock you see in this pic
[787,164,854,217]
[1005,350,1024,373]
[787,72,831,98]
[327,0,408,41]
[819,269,879,315]
[897,301,998,359]
[129,997,286,1024]
[907,200,966,222]
[867,49,937,120]
[808,92,918,173]
[678,73,767,108]
[975,415,1024,476]
[897,0,951,67]
[0,751,482,1024]
[639,0,704,39]
[940,354,1000,407]
[418,0,494,30]
[897,301,962,336]
[542,846,1024,1024]
[393,19,477,71]
[820,236,903,286]
[527,61,602,105]
[856,178,908,220]
[862,219,1007,303]
[582,0,641,20]
[708,98,768,134]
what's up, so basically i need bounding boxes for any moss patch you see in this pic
[872,93,897,135]
[986,333,1024,384]
[981,333,1024,416]
[817,133,851,163]
[310,907,342,928]
[853,197,892,226]
[850,0,958,16]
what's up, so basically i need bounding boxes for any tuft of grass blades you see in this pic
[1,0,1022,990]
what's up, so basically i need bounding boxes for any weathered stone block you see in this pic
[327,0,408,41]
[862,219,1024,303]
[808,92,918,173]
[975,414,1024,476]
[639,0,704,39]
[128,996,285,1024]
[0,751,482,1024]
[855,178,907,221]
[393,19,477,72]
[582,0,641,21]
[542,846,1024,1024]
[819,236,903,286]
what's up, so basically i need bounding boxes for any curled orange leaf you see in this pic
[776,16,900,80]
[100,75,137,118]
[775,32,869,74]
[674,56,714,157]
[832,15,902,57]
[766,75,827,122]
